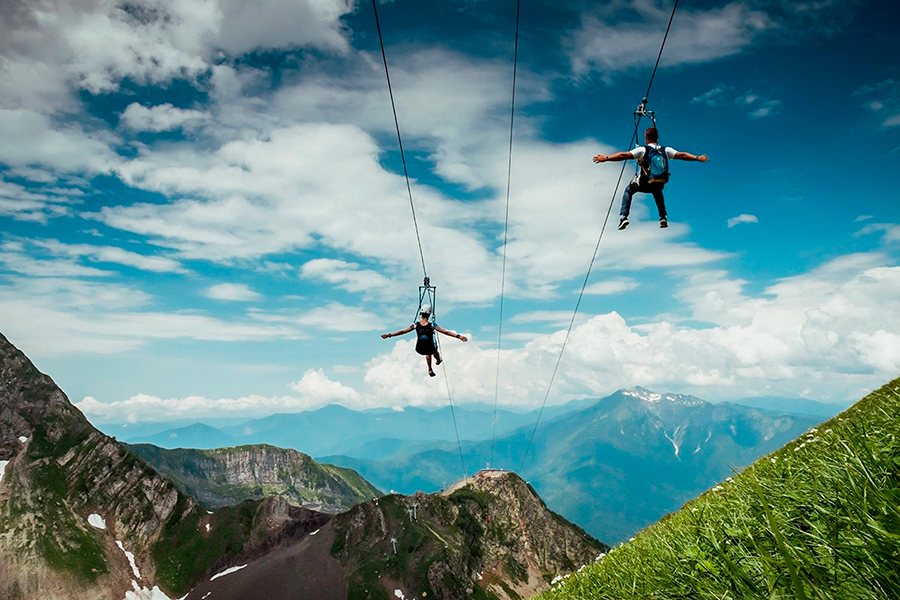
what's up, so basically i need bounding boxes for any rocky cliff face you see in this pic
[0,332,329,600]
[181,469,605,600]
[129,443,381,513]
[332,470,606,600]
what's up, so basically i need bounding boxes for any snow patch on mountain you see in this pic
[122,582,174,600]
[210,564,247,581]
[88,514,107,529]
[623,387,707,406]
[117,541,141,579]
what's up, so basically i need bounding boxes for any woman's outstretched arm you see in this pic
[381,325,414,339]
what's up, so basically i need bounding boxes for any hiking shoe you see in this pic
[618,217,629,230]
[659,218,668,228]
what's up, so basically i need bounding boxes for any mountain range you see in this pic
[323,388,823,542]
[0,331,600,600]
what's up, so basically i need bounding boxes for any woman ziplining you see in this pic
[381,303,468,377]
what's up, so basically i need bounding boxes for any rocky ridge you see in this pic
[330,469,605,600]
[183,469,606,600]
[129,443,381,513]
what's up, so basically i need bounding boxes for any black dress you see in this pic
[414,321,437,355]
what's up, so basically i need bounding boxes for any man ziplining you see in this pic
[593,127,708,230]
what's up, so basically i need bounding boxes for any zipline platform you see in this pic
[440,469,512,495]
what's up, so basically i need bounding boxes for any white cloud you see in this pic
[300,258,395,297]
[691,85,734,107]
[76,392,310,422]
[120,103,209,132]
[76,368,366,422]
[215,0,354,56]
[290,368,361,405]
[0,179,77,223]
[32,240,188,273]
[583,279,640,295]
[0,0,355,100]
[853,79,900,129]
[205,283,261,301]
[737,91,782,118]
[727,214,759,228]
[0,244,112,278]
[0,274,300,355]
[0,108,116,174]
[250,302,385,332]
[568,2,774,78]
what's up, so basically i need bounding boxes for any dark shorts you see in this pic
[416,338,437,355]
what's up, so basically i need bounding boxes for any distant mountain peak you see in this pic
[623,386,707,406]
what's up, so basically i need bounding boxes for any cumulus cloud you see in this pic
[290,368,361,405]
[0,0,356,95]
[727,214,759,228]
[75,368,363,421]
[364,255,900,407]
[0,109,117,173]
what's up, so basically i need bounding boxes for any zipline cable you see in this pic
[372,0,467,480]
[371,0,427,278]
[490,0,521,469]
[519,0,680,472]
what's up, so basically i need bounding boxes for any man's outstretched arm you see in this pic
[593,151,635,163]
[673,151,709,162]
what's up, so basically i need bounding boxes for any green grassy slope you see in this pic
[538,377,900,600]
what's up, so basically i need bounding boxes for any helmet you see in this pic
[420,304,432,315]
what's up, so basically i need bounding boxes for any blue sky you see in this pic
[1,0,898,424]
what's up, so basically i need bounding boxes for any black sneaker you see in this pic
[618,217,629,230]
[659,218,668,228]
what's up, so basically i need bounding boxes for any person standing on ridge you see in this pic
[381,304,468,377]
[593,127,708,230]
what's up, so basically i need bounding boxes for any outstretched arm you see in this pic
[434,325,468,342]
[673,151,709,162]
[593,151,634,163]
[381,325,414,339]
